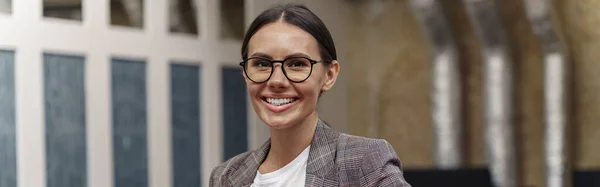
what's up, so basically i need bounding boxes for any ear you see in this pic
[321,60,340,92]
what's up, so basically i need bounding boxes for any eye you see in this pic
[286,59,309,67]
[252,60,271,67]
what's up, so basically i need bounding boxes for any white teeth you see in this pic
[266,97,296,106]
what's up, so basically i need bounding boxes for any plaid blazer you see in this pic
[210,119,411,186]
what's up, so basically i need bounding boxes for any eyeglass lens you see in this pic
[245,57,313,82]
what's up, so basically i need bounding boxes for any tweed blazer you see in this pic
[210,119,411,186]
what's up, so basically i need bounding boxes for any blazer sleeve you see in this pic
[209,164,231,187]
[360,139,411,187]
[209,165,220,186]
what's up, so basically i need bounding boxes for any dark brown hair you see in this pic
[241,4,337,63]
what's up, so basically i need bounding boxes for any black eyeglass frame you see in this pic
[239,56,323,83]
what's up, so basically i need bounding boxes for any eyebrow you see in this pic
[249,52,271,59]
[249,52,311,60]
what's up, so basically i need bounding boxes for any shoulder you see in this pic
[209,151,253,186]
[335,133,411,186]
[336,134,399,170]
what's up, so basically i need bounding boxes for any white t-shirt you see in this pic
[251,146,311,187]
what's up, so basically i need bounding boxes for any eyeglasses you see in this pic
[239,56,323,83]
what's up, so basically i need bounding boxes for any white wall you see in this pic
[0,0,350,186]
[0,0,240,186]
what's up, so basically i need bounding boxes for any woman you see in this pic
[210,4,410,187]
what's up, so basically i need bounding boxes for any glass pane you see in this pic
[169,0,198,35]
[43,54,87,187]
[220,0,244,40]
[170,63,201,187]
[43,0,82,21]
[0,0,10,13]
[0,50,16,187]
[111,58,148,187]
[111,0,144,28]
[222,67,247,160]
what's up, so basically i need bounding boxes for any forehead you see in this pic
[248,21,320,59]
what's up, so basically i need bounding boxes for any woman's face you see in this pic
[245,21,339,129]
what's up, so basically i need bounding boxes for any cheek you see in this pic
[246,83,261,97]
[303,71,327,95]
[296,81,322,102]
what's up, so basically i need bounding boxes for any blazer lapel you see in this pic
[228,139,271,186]
[226,119,340,186]
[305,119,340,186]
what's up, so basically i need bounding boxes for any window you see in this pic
[0,0,11,14]
[111,0,144,28]
[220,0,244,40]
[0,50,16,187]
[170,63,201,186]
[169,0,198,35]
[43,0,83,21]
[111,58,148,187]
[222,67,247,160]
[43,53,87,187]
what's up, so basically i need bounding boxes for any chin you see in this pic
[261,114,297,130]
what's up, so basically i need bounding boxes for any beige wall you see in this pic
[243,0,599,186]
[558,0,600,170]
[346,0,435,167]
[343,0,600,186]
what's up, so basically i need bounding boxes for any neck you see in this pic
[260,112,318,173]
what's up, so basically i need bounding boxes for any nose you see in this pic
[266,64,289,89]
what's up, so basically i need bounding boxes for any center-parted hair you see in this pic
[241,4,337,64]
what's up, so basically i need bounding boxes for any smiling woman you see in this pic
[210,4,411,187]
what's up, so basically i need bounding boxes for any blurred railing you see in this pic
[409,0,463,169]
[410,0,571,186]
[463,0,518,186]
[525,0,572,186]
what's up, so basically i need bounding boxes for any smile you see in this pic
[261,96,299,113]
[264,97,298,106]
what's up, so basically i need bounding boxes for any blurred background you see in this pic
[1,0,599,187]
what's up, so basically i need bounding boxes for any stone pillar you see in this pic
[557,0,600,170]
[346,0,434,168]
